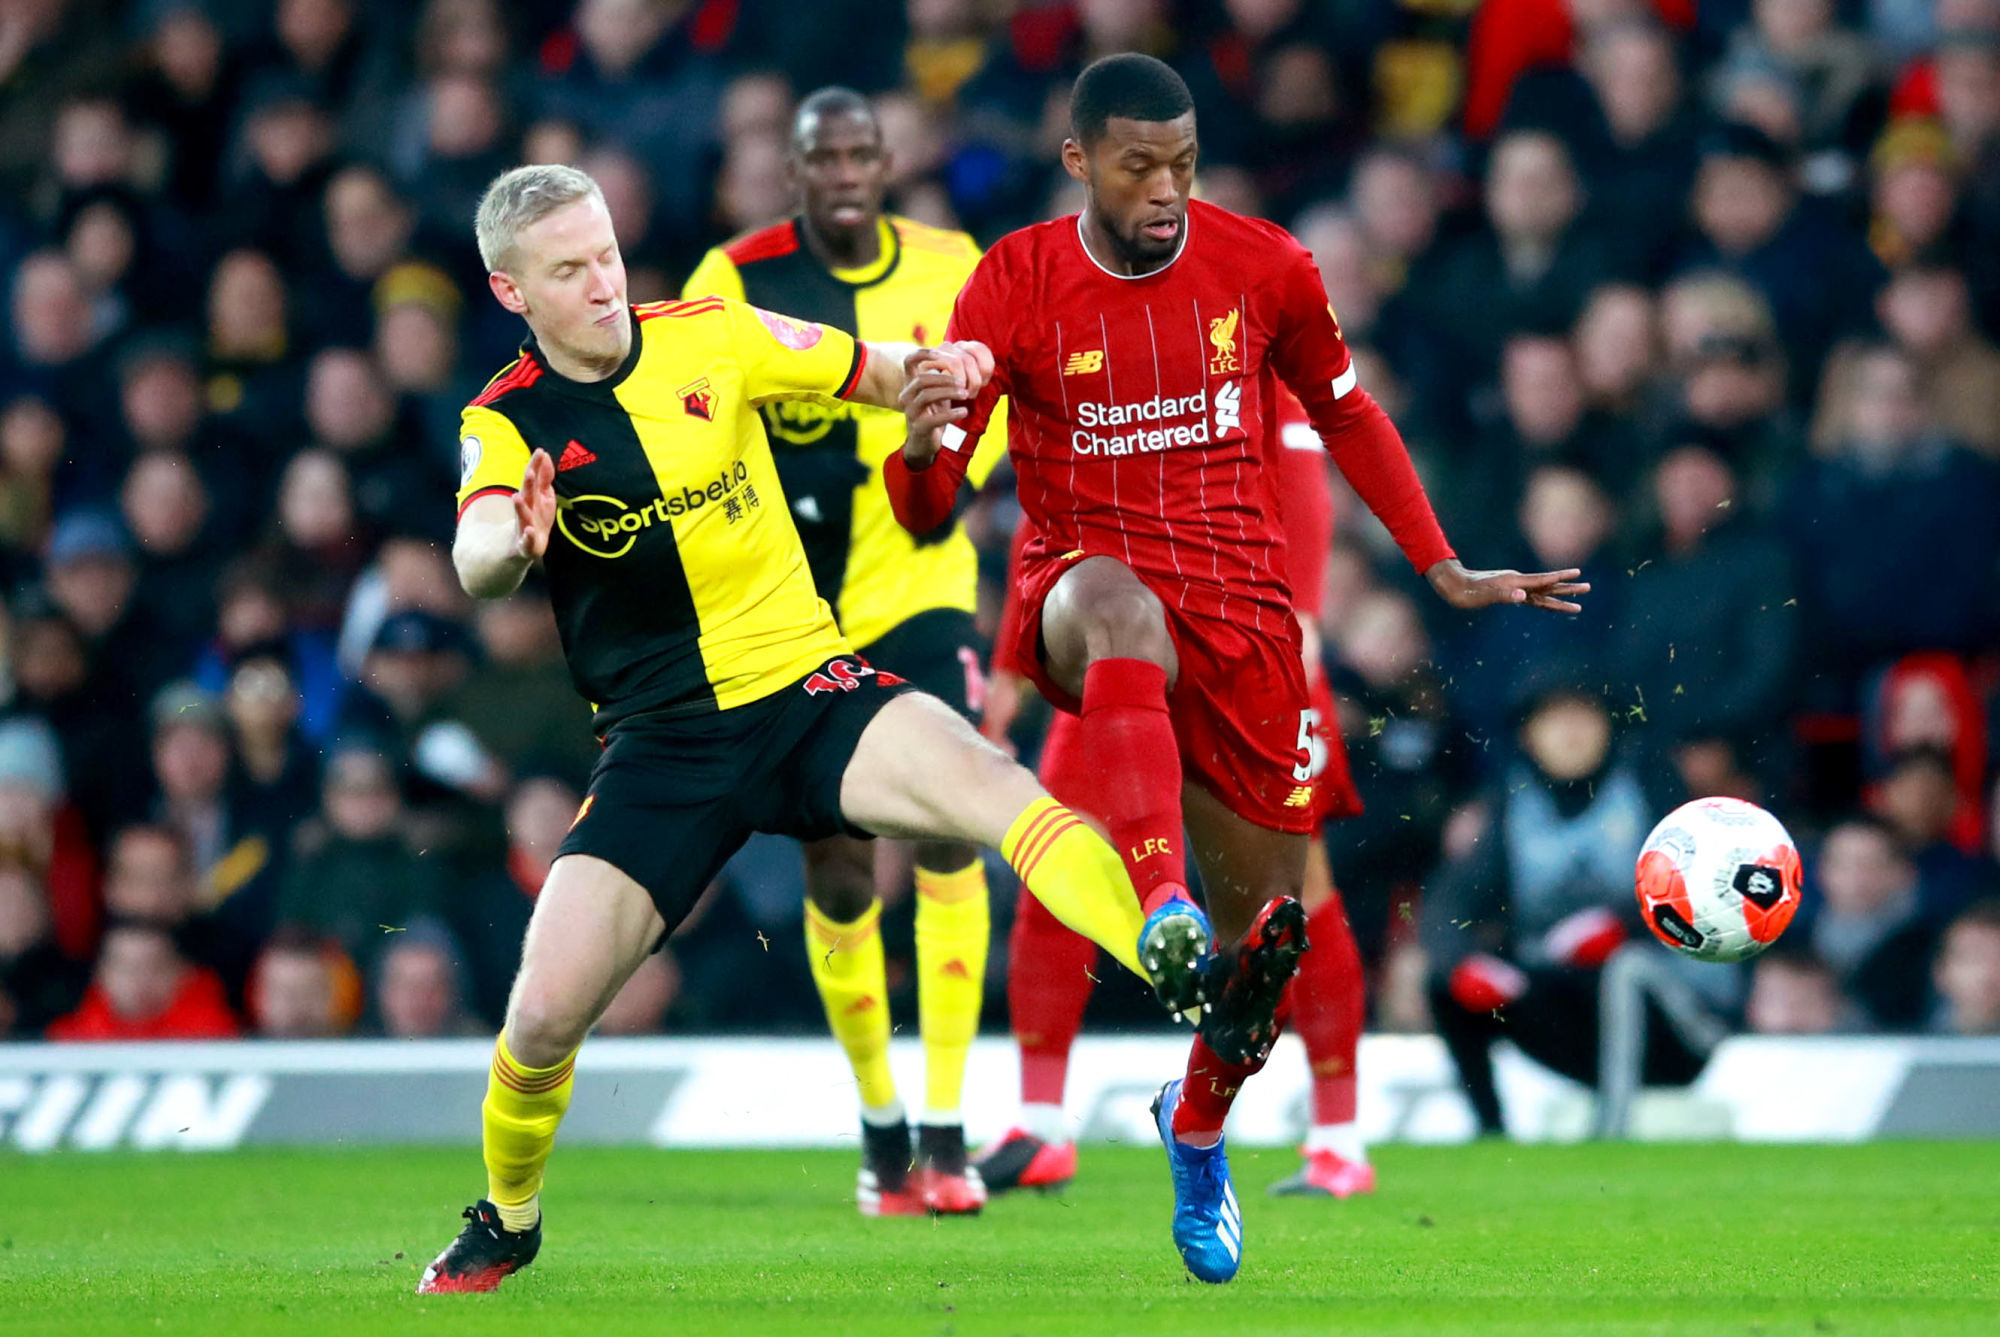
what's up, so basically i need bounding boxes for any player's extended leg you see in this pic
[977,709,1094,1193]
[1152,784,1309,1284]
[909,836,991,1210]
[837,690,1208,1014]
[798,835,923,1216]
[1039,557,1194,919]
[1269,844,1375,1198]
[419,854,664,1293]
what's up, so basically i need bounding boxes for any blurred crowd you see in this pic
[0,0,1996,1052]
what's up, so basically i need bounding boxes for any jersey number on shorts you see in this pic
[1292,707,1328,784]
[804,659,898,695]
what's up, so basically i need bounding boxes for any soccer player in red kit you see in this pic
[975,391,1380,1201]
[887,55,1585,1283]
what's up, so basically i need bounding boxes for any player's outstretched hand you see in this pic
[513,449,557,561]
[1424,558,1589,614]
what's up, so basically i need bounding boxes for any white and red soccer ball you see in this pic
[1635,797,1803,964]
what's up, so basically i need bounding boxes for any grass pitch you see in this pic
[2,1141,1994,1336]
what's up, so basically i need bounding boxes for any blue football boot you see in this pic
[1151,1078,1243,1283]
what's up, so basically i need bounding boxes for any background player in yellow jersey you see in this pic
[418,165,1215,1294]
[683,88,1008,1217]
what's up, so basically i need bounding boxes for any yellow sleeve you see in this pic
[455,403,532,516]
[721,298,865,404]
[681,247,746,303]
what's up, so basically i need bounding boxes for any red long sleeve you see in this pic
[1308,386,1455,574]
[883,439,971,534]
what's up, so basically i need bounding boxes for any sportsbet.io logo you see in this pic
[557,462,758,557]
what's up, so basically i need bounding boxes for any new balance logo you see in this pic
[1284,785,1314,809]
[557,440,597,471]
[1063,349,1104,375]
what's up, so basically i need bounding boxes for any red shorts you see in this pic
[1015,559,1362,834]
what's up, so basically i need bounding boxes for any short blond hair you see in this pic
[473,164,604,273]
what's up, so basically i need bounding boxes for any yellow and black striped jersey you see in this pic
[682,214,1007,649]
[455,297,865,729]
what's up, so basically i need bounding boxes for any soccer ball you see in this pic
[1635,797,1803,963]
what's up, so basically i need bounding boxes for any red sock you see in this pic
[1289,896,1364,1126]
[1007,709,1100,1109]
[1076,658,1185,913]
[1007,878,1098,1106]
[1172,998,1290,1138]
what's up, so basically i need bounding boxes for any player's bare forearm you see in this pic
[455,448,557,599]
[848,339,994,411]
[454,496,534,599]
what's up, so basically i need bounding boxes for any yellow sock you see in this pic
[805,899,899,1112]
[482,1033,576,1231]
[1002,798,1145,978]
[915,859,990,1122]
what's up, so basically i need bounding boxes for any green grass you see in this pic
[1,1143,1995,1336]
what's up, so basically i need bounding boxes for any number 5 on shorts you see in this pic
[1292,707,1328,784]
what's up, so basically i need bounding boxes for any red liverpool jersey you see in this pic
[886,199,1453,642]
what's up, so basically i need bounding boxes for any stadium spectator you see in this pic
[1712,0,1876,155]
[302,348,444,540]
[1679,122,1881,379]
[44,509,183,716]
[123,453,222,656]
[445,586,598,787]
[1864,651,1990,854]
[262,450,369,634]
[337,610,499,803]
[453,773,576,1025]
[202,249,304,443]
[1421,677,1724,1136]
[1866,748,1995,921]
[248,927,355,1038]
[1930,898,2000,1035]
[1325,589,1471,962]
[1425,130,1607,399]
[1614,445,1797,756]
[595,952,681,1036]
[1745,943,1846,1033]
[1448,463,1622,742]
[1866,264,2000,458]
[1573,283,1660,417]
[1787,343,2000,697]
[307,165,419,350]
[1578,19,1700,280]
[375,923,482,1037]
[225,651,324,841]
[0,862,87,1037]
[46,920,240,1040]
[1808,816,1940,1028]
[0,395,63,555]
[275,744,444,977]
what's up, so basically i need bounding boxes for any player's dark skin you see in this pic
[789,100,981,917]
[908,112,1590,943]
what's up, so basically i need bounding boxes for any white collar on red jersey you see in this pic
[1074,207,1191,280]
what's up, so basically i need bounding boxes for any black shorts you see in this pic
[558,654,912,931]
[855,608,983,724]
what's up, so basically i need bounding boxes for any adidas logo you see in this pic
[940,960,971,980]
[557,440,597,471]
[844,996,879,1015]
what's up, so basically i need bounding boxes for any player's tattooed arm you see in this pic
[1424,558,1590,615]
[454,449,556,599]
